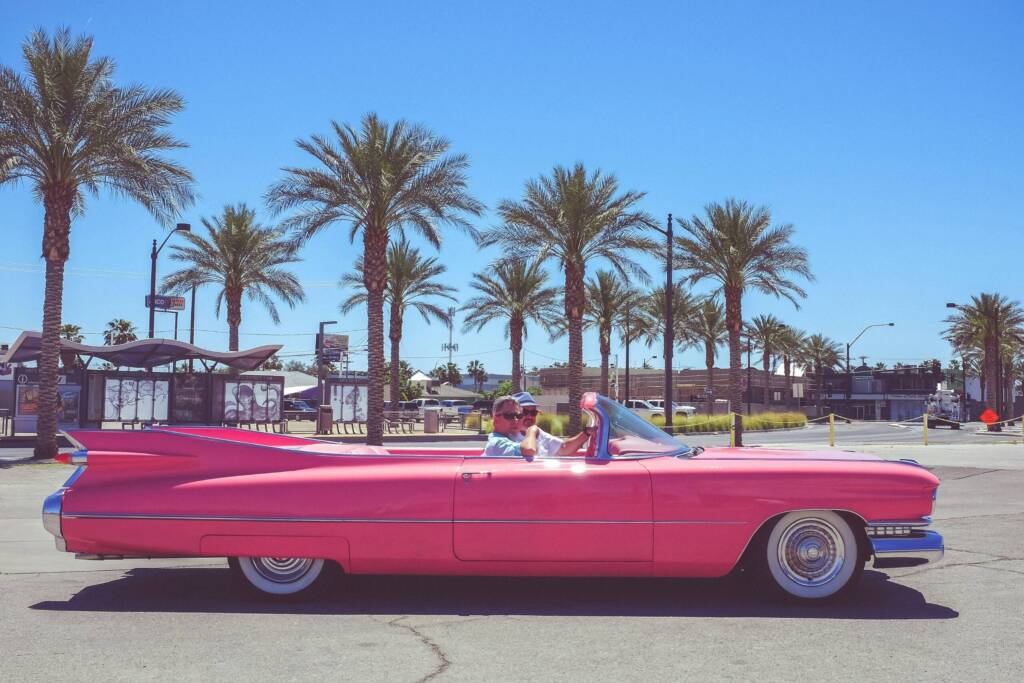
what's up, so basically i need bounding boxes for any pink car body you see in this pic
[43,393,943,599]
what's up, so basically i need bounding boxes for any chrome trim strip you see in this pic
[70,449,88,465]
[42,489,66,551]
[872,530,944,568]
[62,511,746,525]
[867,517,931,527]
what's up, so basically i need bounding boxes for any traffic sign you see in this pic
[980,409,999,424]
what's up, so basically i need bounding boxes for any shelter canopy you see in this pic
[0,331,280,371]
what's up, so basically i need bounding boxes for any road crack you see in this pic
[380,616,451,682]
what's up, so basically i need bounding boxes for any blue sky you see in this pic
[2,1,1022,375]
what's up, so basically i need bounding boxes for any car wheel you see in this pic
[229,556,330,597]
[763,511,863,601]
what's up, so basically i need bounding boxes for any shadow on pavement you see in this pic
[31,567,957,620]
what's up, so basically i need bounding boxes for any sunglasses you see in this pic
[521,409,539,417]
[497,412,523,421]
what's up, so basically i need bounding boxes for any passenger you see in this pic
[513,391,594,457]
[483,395,539,458]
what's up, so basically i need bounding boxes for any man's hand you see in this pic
[520,424,540,458]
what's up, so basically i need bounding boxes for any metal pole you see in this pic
[663,213,673,434]
[148,239,157,338]
[846,342,851,419]
[624,311,631,404]
[746,339,752,415]
[963,351,969,422]
[188,284,196,373]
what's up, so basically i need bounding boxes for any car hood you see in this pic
[692,447,887,462]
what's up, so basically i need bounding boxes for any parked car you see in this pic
[45,393,943,601]
[411,398,441,410]
[645,400,698,417]
[440,399,472,415]
[282,398,317,421]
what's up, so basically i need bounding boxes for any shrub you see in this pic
[648,411,806,433]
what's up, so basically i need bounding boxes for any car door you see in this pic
[453,457,653,562]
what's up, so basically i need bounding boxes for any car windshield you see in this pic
[597,395,690,458]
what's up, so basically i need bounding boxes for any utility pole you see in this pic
[442,306,458,367]
[188,283,197,372]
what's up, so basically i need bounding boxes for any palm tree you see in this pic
[675,199,812,445]
[162,204,304,354]
[482,164,656,431]
[1,28,194,458]
[341,237,456,409]
[777,326,807,410]
[583,271,633,395]
[461,258,560,393]
[59,324,84,344]
[803,334,841,417]
[943,294,1024,416]
[103,319,138,346]
[466,360,488,394]
[692,298,728,414]
[266,114,482,445]
[746,314,787,410]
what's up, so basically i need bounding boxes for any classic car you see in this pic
[42,393,943,601]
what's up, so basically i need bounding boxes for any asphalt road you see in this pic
[2,447,1023,682]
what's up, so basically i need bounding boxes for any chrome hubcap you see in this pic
[778,518,845,587]
[251,557,315,584]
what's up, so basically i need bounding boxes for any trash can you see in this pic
[317,404,333,435]
[423,407,440,434]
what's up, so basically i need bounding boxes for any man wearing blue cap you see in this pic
[512,391,594,457]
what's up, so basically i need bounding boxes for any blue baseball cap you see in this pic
[512,391,538,407]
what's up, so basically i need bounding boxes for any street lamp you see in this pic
[649,214,674,433]
[946,303,970,422]
[148,223,190,338]
[846,322,895,416]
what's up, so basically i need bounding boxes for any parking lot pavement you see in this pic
[2,457,1023,681]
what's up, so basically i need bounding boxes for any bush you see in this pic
[648,411,806,433]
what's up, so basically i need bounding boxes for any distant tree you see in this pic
[692,298,728,414]
[384,360,424,400]
[260,354,283,371]
[342,236,455,409]
[162,204,305,353]
[676,199,812,445]
[485,379,514,400]
[466,360,488,393]
[482,164,657,431]
[873,361,887,370]
[746,314,787,410]
[103,319,138,346]
[284,360,309,373]
[525,385,543,397]
[1,28,195,458]
[430,362,462,386]
[777,325,806,410]
[461,257,560,393]
[59,324,84,344]
[803,334,842,417]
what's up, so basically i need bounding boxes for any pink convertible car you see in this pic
[43,393,943,601]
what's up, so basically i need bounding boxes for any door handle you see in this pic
[462,471,493,481]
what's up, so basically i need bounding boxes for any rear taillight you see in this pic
[56,449,88,465]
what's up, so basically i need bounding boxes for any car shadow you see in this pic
[31,568,957,620]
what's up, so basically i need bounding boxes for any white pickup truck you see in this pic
[925,389,962,429]
[624,399,696,420]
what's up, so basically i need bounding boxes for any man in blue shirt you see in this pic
[484,395,539,458]
[513,391,594,457]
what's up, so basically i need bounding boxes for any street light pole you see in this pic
[649,214,674,433]
[946,303,970,422]
[623,311,631,404]
[746,337,752,415]
[188,284,197,372]
[148,223,190,338]
[846,322,895,417]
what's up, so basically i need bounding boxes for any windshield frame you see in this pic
[584,393,692,460]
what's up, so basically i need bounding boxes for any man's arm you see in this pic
[556,426,594,456]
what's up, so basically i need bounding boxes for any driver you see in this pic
[483,395,540,458]
[513,391,594,457]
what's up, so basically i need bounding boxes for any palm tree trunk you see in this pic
[725,285,743,446]
[599,330,610,395]
[227,293,241,377]
[510,316,523,393]
[705,342,715,415]
[985,337,999,413]
[389,303,402,410]
[34,195,73,459]
[364,228,389,446]
[763,352,771,411]
[565,264,586,433]
[816,362,824,418]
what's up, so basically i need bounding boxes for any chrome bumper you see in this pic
[42,465,85,553]
[872,530,944,568]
